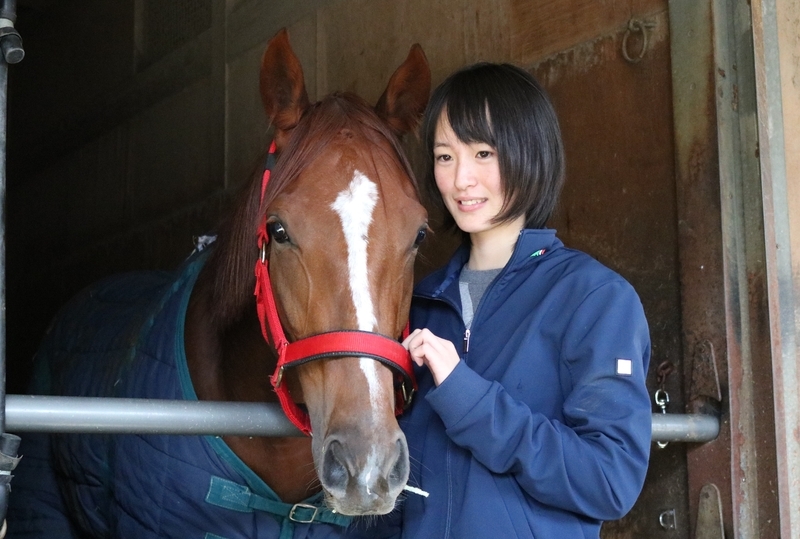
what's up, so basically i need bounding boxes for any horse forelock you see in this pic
[203,92,420,329]
[263,93,418,208]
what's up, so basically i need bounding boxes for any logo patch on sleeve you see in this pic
[616,358,633,376]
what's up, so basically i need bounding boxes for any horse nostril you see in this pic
[388,460,403,486]
[322,439,349,492]
[388,439,409,490]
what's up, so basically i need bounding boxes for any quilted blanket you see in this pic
[7,250,355,539]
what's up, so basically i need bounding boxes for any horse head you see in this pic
[257,29,430,515]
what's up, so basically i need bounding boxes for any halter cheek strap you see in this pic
[253,141,416,436]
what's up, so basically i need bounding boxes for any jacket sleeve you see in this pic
[425,280,652,520]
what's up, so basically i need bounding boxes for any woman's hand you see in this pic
[403,328,460,386]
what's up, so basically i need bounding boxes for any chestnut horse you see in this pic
[187,30,430,512]
[8,29,429,538]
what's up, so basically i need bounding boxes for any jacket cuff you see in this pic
[425,360,493,428]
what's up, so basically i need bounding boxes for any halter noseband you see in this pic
[253,141,416,436]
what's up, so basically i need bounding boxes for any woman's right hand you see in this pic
[402,328,460,386]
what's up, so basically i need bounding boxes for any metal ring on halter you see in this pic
[260,244,267,263]
[401,381,415,409]
[273,366,285,388]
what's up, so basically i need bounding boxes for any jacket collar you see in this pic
[416,229,562,299]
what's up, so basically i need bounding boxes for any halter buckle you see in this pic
[273,366,285,388]
[401,380,415,409]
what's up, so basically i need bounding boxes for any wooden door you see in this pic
[534,11,688,538]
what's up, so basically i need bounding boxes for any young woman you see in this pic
[354,62,652,539]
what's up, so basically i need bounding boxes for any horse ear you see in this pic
[375,44,431,136]
[260,28,310,149]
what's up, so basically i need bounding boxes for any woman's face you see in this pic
[433,115,524,241]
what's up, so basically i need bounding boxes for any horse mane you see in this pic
[201,92,420,329]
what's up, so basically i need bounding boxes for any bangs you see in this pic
[444,94,495,147]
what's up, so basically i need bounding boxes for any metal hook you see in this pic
[622,18,657,64]
[659,508,677,530]
[654,388,670,409]
[654,388,670,448]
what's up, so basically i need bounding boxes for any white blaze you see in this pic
[331,170,382,413]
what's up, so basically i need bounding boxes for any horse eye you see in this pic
[414,227,427,247]
[268,221,291,244]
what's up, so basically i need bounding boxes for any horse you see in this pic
[8,29,430,539]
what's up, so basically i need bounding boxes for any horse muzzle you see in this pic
[318,428,409,515]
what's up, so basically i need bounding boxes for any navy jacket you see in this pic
[355,229,651,539]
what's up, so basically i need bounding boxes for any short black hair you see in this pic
[420,63,565,230]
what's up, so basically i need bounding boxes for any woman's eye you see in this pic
[435,154,451,162]
[476,150,493,159]
[267,221,291,244]
[414,227,428,247]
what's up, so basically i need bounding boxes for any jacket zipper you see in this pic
[459,232,530,361]
[423,232,538,362]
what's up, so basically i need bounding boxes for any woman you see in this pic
[354,62,652,539]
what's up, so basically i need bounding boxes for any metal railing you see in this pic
[4,394,720,443]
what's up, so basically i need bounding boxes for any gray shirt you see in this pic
[458,267,502,329]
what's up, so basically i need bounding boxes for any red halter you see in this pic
[254,141,416,436]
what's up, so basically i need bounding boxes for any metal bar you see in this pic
[5,395,304,437]
[651,412,720,443]
[3,395,719,442]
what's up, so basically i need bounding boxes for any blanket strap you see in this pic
[205,476,352,538]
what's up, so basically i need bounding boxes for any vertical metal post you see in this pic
[0,0,23,528]
[712,0,780,536]
[0,0,11,439]
[667,1,735,535]
[750,1,800,536]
